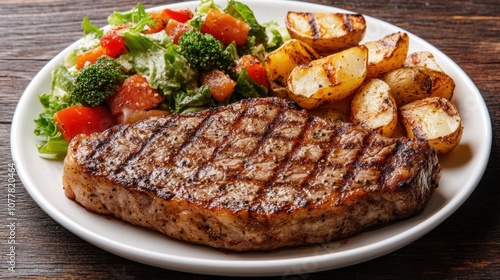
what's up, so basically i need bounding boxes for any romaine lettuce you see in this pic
[232,68,268,101]
[225,0,267,44]
[173,85,216,113]
[34,92,73,160]
[107,3,154,29]
[121,29,199,110]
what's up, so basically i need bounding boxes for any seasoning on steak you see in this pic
[62,97,440,251]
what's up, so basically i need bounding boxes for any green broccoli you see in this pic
[72,57,127,107]
[178,30,235,72]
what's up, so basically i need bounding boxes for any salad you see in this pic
[34,0,289,160]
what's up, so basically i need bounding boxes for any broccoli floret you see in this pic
[178,30,235,72]
[72,57,127,107]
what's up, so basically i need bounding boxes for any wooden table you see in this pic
[1,0,498,278]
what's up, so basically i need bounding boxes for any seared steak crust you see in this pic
[63,97,440,251]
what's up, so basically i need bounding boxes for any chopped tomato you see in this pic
[100,30,127,58]
[146,11,169,34]
[163,8,193,23]
[245,63,268,87]
[117,108,169,124]
[236,55,268,87]
[107,74,164,116]
[200,69,236,102]
[54,106,116,141]
[146,8,193,34]
[146,17,167,34]
[200,9,249,46]
[164,19,193,44]
[75,46,105,70]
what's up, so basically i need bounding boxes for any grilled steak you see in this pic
[63,97,440,251]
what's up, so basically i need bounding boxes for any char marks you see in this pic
[308,12,321,40]
[72,97,428,214]
[63,97,441,251]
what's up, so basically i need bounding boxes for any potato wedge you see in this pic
[264,39,320,99]
[287,45,368,109]
[286,11,366,55]
[382,66,455,106]
[391,121,408,138]
[399,97,463,154]
[316,93,353,115]
[349,79,397,137]
[404,51,444,72]
[308,108,349,125]
[363,32,409,78]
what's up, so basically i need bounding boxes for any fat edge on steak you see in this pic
[62,97,440,251]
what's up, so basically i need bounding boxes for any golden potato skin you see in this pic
[364,32,410,78]
[286,11,366,55]
[404,51,444,72]
[399,97,463,154]
[287,45,368,109]
[382,66,455,106]
[264,39,320,99]
[308,108,349,125]
[349,79,398,137]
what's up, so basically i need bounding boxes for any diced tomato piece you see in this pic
[200,69,236,102]
[146,8,193,34]
[54,106,116,141]
[236,55,268,87]
[144,17,167,34]
[117,108,169,124]
[245,63,268,87]
[100,30,127,58]
[200,9,249,46]
[146,11,169,34]
[107,74,164,116]
[75,46,105,70]
[163,8,193,23]
[164,19,193,44]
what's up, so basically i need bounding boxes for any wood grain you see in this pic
[1,0,498,279]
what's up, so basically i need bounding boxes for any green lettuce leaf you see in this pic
[34,93,72,160]
[121,29,198,107]
[173,85,215,113]
[263,20,290,52]
[231,68,268,101]
[108,3,155,32]
[50,65,76,95]
[225,0,267,44]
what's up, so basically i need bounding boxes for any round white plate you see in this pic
[11,0,492,277]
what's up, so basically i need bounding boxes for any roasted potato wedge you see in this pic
[399,97,463,154]
[316,93,353,115]
[349,79,398,137]
[308,107,349,125]
[286,11,366,55]
[391,121,408,138]
[287,45,368,109]
[363,32,409,78]
[404,51,444,72]
[382,66,455,106]
[264,39,320,98]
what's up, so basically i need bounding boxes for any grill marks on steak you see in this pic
[64,97,440,251]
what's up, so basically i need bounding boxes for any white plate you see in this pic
[11,0,492,277]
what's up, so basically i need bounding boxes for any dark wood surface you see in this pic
[1,0,498,279]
